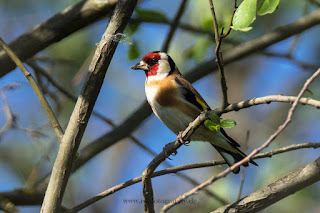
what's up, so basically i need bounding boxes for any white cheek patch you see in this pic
[158,60,170,75]
[159,52,168,60]
[146,59,171,82]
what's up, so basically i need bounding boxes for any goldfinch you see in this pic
[131,51,257,173]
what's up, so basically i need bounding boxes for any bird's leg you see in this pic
[177,131,191,146]
[163,143,177,160]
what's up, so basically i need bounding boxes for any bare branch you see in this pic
[237,130,249,200]
[213,157,320,213]
[40,0,138,212]
[185,9,320,83]
[208,0,231,108]
[130,17,215,37]
[216,94,320,115]
[259,51,319,71]
[0,197,21,213]
[221,0,237,38]
[0,0,119,79]
[0,90,15,139]
[309,0,320,7]
[161,0,189,52]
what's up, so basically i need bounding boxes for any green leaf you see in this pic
[232,0,257,32]
[208,112,221,125]
[135,9,167,20]
[125,22,140,35]
[258,0,280,16]
[204,120,220,132]
[128,41,140,60]
[184,37,211,62]
[220,119,237,128]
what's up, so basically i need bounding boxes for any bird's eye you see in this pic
[149,58,159,65]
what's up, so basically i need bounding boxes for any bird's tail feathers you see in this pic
[212,144,258,174]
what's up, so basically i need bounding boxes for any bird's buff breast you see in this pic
[145,85,225,147]
[145,85,193,135]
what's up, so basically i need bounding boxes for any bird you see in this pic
[131,51,257,173]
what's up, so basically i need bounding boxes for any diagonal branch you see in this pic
[40,0,138,212]
[161,0,189,52]
[0,0,119,79]
[213,157,320,213]
[0,90,15,139]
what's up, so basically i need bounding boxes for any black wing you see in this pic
[220,128,241,147]
[175,77,211,112]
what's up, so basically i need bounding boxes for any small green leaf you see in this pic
[184,37,211,62]
[232,0,257,32]
[205,120,220,132]
[208,112,221,125]
[125,22,140,35]
[258,0,280,16]
[135,9,167,20]
[128,41,140,60]
[220,119,237,128]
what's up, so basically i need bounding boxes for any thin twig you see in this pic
[221,0,238,38]
[208,0,235,109]
[213,157,320,212]
[0,37,64,142]
[259,51,318,70]
[64,141,320,213]
[0,0,119,79]
[216,94,320,115]
[160,68,320,213]
[0,198,21,213]
[0,90,15,139]
[0,89,48,144]
[130,17,215,37]
[237,130,249,200]
[28,60,117,126]
[161,0,189,52]
[309,0,320,7]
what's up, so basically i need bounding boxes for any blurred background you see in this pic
[0,0,319,212]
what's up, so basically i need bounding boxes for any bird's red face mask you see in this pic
[131,52,161,77]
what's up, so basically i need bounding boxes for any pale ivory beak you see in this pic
[131,60,149,71]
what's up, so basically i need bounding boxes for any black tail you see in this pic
[212,144,258,174]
